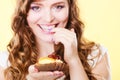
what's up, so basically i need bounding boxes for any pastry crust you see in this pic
[35,57,63,71]
[34,57,69,76]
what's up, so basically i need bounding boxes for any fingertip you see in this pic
[55,41,59,45]
[53,71,64,77]
[51,27,61,32]
[28,65,38,73]
[51,28,56,32]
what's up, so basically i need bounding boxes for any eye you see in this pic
[56,5,65,10]
[53,5,65,12]
[30,6,41,12]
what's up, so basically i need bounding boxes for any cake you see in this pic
[34,53,69,75]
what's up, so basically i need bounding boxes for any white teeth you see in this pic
[40,25,55,32]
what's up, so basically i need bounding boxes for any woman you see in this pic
[0,0,111,80]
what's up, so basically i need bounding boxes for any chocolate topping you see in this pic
[48,52,61,60]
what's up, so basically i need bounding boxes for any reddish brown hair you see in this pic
[4,0,97,80]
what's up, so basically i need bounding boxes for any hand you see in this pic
[26,65,64,80]
[52,28,79,65]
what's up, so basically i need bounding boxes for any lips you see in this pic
[37,24,58,33]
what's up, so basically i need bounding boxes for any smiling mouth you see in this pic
[37,24,58,33]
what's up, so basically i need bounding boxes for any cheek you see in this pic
[57,10,69,21]
[55,11,69,27]
[27,12,40,25]
[58,12,69,28]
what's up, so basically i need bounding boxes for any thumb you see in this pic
[28,65,38,73]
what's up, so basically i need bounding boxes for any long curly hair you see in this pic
[4,0,97,80]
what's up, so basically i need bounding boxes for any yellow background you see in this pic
[0,0,120,80]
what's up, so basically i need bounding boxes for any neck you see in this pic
[37,39,54,58]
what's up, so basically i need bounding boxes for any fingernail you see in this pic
[59,72,64,75]
[55,41,59,44]
[34,68,38,72]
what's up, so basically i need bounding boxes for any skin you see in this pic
[0,0,111,80]
[0,66,4,80]
[26,0,88,80]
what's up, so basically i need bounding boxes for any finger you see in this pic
[52,28,75,38]
[30,71,54,77]
[53,34,69,45]
[28,65,38,73]
[28,71,52,80]
[51,27,61,32]
[51,71,64,79]
[31,71,63,80]
[53,71,64,77]
[51,28,71,34]
[53,32,76,46]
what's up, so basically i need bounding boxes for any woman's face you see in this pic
[27,0,69,42]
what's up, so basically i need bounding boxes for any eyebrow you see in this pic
[31,1,66,6]
[52,2,65,5]
[31,2,42,6]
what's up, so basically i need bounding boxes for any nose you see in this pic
[43,9,54,23]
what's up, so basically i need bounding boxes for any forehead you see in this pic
[31,0,69,6]
[33,0,68,2]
